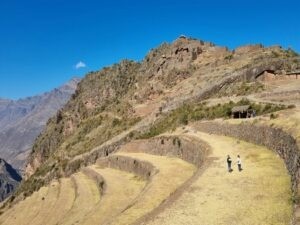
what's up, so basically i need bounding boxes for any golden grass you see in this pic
[0,153,195,225]
[144,132,292,225]
[57,172,100,225]
[0,167,145,225]
[80,167,146,225]
[31,181,60,225]
[265,109,300,138]
[41,178,76,225]
[226,108,300,141]
[110,152,197,225]
[0,186,49,225]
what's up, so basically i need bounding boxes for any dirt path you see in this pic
[143,131,292,225]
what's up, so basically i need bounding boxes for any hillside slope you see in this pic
[2,37,300,224]
[25,37,299,181]
[0,129,293,225]
[0,78,80,170]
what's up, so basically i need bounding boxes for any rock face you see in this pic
[0,78,80,171]
[0,158,22,201]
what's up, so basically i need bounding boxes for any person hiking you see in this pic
[237,155,242,171]
[227,155,232,172]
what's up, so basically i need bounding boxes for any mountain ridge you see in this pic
[0,77,80,171]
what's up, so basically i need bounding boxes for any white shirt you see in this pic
[237,158,242,165]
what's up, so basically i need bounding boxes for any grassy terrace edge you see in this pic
[136,99,294,139]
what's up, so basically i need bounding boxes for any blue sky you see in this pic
[0,0,299,99]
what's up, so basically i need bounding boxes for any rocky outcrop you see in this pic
[234,44,264,55]
[161,58,288,113]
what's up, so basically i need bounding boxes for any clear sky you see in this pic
[0,0,299,99]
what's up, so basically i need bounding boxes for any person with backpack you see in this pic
[227,155,232,172]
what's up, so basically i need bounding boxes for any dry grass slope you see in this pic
[0,152,197,225]
[30,181,60,225]
[58,172,101,225]
[0,186,49,225]
[43,178,76,225]
[0,128,293,225]
[143,131,292,225]
[110,152,197,225]
[80,166,146,225]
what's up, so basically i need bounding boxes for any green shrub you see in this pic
[112,118,121,126]
[286,48,299,57]
[270,113,278,119]
[137,99,288,139]
[288,104,296,109]
[224,54,233,61]
[179,114,188,125]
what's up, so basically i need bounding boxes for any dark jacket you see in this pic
[227,157,232,164]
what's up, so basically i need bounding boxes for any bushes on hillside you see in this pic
[138,99,287,139]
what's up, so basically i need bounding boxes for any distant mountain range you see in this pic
[0,158,22,202]
[0,78,80,172]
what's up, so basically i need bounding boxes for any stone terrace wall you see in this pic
[65,132,210,176]
[97,155,157,180]
[120,135,210,168]
[195,121,300,195]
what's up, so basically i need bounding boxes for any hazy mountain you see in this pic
[0,78,80,171]
[0,158,22,202]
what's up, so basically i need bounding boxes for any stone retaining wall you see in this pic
[97,155,158,180]
[82,167,106,194]
[120,135,210,168]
